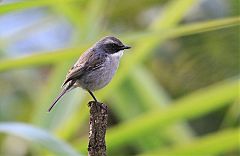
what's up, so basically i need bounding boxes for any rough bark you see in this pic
[88,101,108,156]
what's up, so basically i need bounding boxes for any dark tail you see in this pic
[48,89,67,112]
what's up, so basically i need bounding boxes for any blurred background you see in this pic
[0,0,239,155]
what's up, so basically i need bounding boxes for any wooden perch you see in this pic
[88,101,108,156]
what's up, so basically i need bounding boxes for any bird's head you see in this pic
[97,36,131,54]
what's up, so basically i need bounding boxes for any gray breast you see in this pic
[77,52,121,91]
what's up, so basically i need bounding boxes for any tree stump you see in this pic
[88,101,108,156]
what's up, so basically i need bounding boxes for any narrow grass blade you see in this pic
[0,17,239,72]
[141,128,240,156]
[0,0,74,14]
[0,122,81,156]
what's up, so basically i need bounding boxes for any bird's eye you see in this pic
[103,42,123,53]
[109,43,118,47]
[105,43,118,49]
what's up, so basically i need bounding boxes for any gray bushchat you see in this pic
[48,36,131,112]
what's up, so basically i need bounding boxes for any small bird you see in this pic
[48,36,131,112]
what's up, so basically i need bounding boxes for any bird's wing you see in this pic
[61,49,107,87]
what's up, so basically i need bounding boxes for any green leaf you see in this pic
[141,128,240,156]
[221,99,240,128]
[129,66,194,146]
[109,79,239,152]
[0,47,85,72]
[75,79,239,152]
[0,122,81,156]
[123,16,240,43]
[0,17,239,72]
[0,0,74,15]
[31,62,77,129]
[150,0,196,30]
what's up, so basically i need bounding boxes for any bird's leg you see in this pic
[87,90,108,112]
[87,90,99,111]
[87,90,98,102]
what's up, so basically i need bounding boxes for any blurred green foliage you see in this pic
[0,0,239,155]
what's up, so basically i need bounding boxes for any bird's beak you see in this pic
[123,45,131,49]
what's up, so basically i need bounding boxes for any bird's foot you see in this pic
[88,101,107,112]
